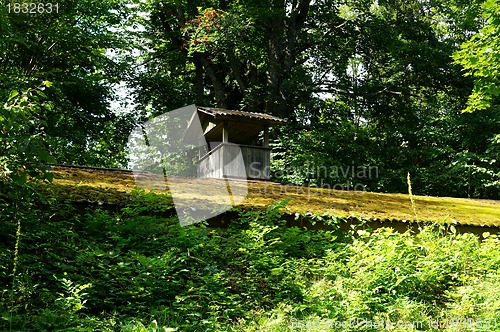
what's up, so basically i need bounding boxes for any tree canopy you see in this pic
[1,0,139,167]
[1,0,499,198]
[453,0,500,112]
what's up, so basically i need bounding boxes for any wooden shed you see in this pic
[185,106,286,180]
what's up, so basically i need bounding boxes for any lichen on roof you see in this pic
[43,166,500,227]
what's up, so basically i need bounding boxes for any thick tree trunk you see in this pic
[195,53,227,107]
[265,0,310,118]
[267,19,285,116]
[193,58,205,102]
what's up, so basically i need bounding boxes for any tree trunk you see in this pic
[195,53,227,107]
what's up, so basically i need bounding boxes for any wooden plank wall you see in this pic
[197,144,271,180]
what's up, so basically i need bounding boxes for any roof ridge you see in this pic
[196,106,287,123]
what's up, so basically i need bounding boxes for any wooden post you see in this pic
[263,126,269,147]
[222,120,229,143]
[221,121,229,178]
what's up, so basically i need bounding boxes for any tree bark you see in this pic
[266,0,310,118]
[195,53,227,107]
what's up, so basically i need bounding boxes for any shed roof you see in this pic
[184,106,287,145]
[197,107,287,125]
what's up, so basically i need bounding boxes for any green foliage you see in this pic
[4,0,500,327]
[454,0,500,112]
[273,94,500,198]
[0,84,54,191]
[264,0,500,199]
[0,0,138,167]
[136,0,315,115]
[239,227,500,331]
[1,192,500,331]
[1,0,498,200]
[2,0,498,200]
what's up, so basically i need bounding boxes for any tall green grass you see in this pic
[1,191,499,331]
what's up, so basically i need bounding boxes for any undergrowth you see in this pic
[1,189,499,331]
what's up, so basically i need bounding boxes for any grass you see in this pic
[2,196,500,331]
[45,166,500,227]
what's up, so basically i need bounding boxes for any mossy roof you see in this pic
[45,166,500,227]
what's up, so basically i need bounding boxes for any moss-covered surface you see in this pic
[45,166,500,227]
[42,168,139,205]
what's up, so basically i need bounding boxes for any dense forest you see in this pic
[1,0,499,198]
[1,0,500,331]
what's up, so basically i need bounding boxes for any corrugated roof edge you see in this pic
[197,106,287,124]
